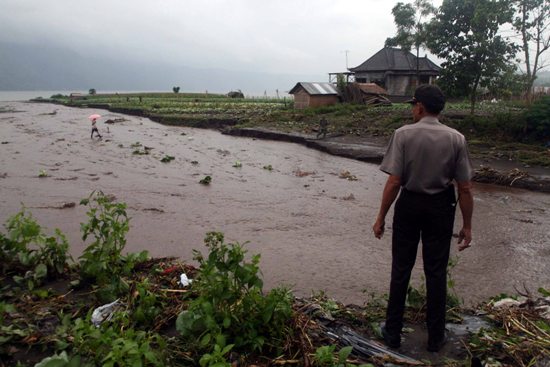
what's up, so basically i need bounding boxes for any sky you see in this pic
[1,0,444,76]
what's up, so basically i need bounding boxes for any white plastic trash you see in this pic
[180,273,193,287]
[91,299,121,327]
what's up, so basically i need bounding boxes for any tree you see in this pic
[427,0,518,113]
[512,0,550,101]
[172,86,180,94]
[385,0,436,86]
[88,88,96,95]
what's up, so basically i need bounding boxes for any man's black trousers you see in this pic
[385,186,456,342]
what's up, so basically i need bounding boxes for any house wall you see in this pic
[308,95,339,108]
[292,89,338,109]
[293,90,311,109]
[386,75,415,95]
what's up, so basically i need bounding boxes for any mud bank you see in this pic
[224,127,550,193]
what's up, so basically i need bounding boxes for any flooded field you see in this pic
[1,102,549,305]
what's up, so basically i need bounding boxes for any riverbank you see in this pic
[223,127,550,192]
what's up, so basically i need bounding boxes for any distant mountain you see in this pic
[0,42,323,95]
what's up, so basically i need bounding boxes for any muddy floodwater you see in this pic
[1,102,549,305]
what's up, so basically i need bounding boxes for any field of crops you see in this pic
[34,92,549,167]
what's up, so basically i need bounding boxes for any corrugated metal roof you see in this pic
[289,82,339,95]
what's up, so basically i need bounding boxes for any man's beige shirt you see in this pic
[380,116,473,194]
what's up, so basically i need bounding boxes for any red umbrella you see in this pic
[88,114,101,121]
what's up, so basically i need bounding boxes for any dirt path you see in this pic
[1,102,549,305]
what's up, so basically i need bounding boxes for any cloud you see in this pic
[0,0,443,75]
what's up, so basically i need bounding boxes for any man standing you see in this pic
[372,84,474,353]
[91,118,102,139]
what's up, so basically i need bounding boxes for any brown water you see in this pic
[1,102,549,305]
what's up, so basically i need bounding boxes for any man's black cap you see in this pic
[405,84,446,113]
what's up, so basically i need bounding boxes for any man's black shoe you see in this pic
[381,326,401,348]
[427,332,448,352]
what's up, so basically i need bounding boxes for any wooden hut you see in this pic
[289,82,339,109]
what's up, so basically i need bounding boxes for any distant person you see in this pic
[317,117,328,139]
[91,118,102,139]
[372,84,474,353]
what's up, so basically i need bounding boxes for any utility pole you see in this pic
[341,50,350,69]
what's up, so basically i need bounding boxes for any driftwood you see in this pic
[472,166,550,192]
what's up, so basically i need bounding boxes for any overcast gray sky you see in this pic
[1,0,444,75]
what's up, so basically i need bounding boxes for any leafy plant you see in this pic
[232,161,242,168]
[0,210,70,290]
[313,345,373,367]
[65,315,166,366]
[77,191,148,301]
[263,164,273,171]
[34,351,84,367]
[199,343,234,367]
[199,175,212,185]
[129,278,163,328]
[38,169,48,178]
[446,256,462,309]
[176,232,293,356]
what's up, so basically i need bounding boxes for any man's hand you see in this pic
[457,227,472,251]
[373,218,385,239]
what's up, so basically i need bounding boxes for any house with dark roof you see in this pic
[348,47,441,99]
[288,82,339,109]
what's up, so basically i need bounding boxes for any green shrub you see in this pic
[50,94,66,99]
[0,210,70,290]
[524,96,550,142]
[176,232,293,356]
[77,191,148,301]
[313,345,374,367]
[56,314,167,366]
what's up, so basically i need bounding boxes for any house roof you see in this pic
[354,83,388,95]
[349,47,441,74]
[289,82,339,95]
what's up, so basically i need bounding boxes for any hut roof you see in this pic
[349,47,441,74]
[289,82,339,95]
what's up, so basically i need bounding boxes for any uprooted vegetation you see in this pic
[1,192,549,366]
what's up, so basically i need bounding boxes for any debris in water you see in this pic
[339,170,358,181]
